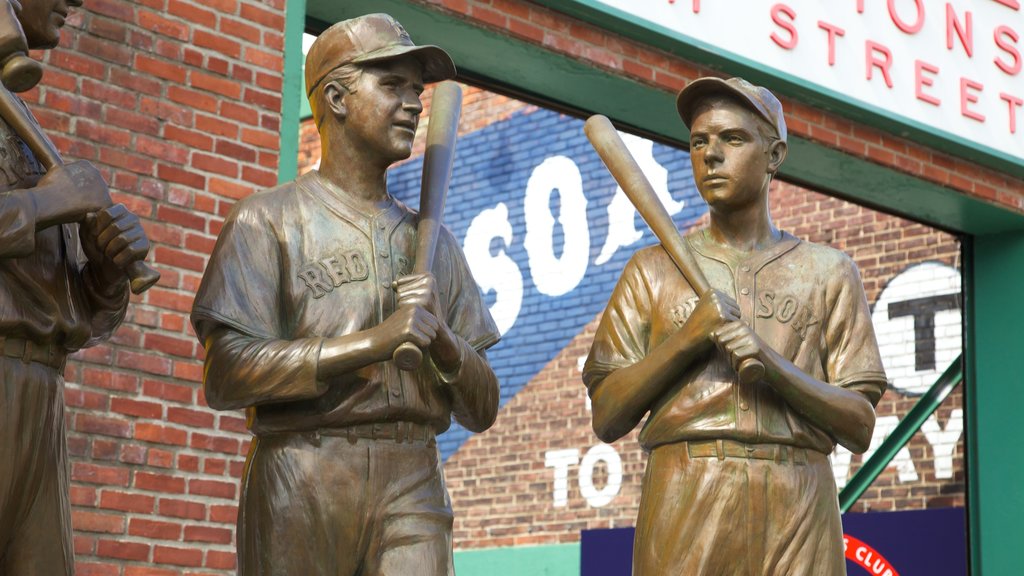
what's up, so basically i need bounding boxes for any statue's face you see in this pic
[339,57,424,165]
[18,0,79,49]
[689,97,775,211]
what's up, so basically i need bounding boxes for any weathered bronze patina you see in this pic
[191,14,500,575]
[583,77,886,575]
[0,1,152,573]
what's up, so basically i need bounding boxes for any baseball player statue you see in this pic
[583,77,886,575]
[0,1,152,574]
[191,14,500,575]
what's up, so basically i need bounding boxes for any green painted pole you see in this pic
[278,0,307,184]
[839,355,963,513]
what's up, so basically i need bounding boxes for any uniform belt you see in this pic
[0,337,67,370]
[317,421,436,445]
[685,439,808,465]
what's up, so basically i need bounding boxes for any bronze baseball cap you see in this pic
[676,77,787,143]
[305,13,456,96]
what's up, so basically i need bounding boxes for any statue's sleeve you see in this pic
[0,188,38,258]
[823,256,888,405]
[191,201,325,410]
[583,255,652,394]
[436,229,501,432]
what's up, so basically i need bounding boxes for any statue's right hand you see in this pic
[373,305,440,357]
[686,289,741,341]
[38,160,112,220]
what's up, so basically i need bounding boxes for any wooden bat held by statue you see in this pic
[584,114,765,385]
[393,81,463,371]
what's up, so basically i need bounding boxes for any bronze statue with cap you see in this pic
[191,13,500,575]
[583,77,887,574]
[0,1,153,574]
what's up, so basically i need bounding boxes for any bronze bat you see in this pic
[584,114,765,385]
[394,81,463,371]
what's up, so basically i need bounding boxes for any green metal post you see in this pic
[838,356,963,513]
[279,0,307,184]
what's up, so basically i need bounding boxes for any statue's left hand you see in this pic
[394,272,460,372]
[80,203,151,285]
[710,320,770,376]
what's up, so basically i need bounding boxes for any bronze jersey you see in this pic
[584,230,887,454]
[0,99,126,349]
[192,171,501,435]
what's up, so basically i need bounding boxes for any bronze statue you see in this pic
[191,13,500,575]
[0,0,153,574]
[583,77,886,575]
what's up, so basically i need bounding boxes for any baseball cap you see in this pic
[676,77,787,143]
[305,13,456,96]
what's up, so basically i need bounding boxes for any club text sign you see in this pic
[588,0,1023,163]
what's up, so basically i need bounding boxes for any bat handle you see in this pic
[394,341,424,371]
[738,358,765,385]
[127,260,161,295]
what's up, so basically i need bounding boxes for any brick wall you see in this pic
[27,0,285,573]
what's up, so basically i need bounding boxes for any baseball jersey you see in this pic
[584,229,887,454]
[0,100,127,349]
[191,170,501,435]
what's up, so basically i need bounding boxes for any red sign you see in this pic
[844,534,900,576]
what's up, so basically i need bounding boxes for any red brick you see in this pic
[154,246,206,272]
[207,550,237,570]
[193,152,239,177]
[196,113,240,138]
[157,164,207,189]
[159,498,206,520]
[129,518,182,540]
[191,70,243,99]
[138,10,190,40]
[184,525,233,544]
[168,85,218,113]
[174,360,204,383]
[73,462,130,486]
[153,545,203,567]
[65,387,109,410]
[136,471,187,494]
[220,16,260,43]
[189,479,237,499]
[110,397,163,419]
[135,53,187,83]
[168,0,217,27]
[77,562,121,576]
[71,485,98,507]
[73,510,126,534]
[191,432,240,454]
[167,406,215,428]
[209,176,254,200]
[135,423,188,447]
[100,491,156,514]
[125,566,178,576]
[165,124,214,151]
[194,29,241,58]
[145,333,195,357]
[75,413,131,438]
[97,539,150,561]
[146,287,195,314]
[142,379,194,404]
[116,350,172,376]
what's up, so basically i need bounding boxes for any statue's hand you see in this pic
[710,320,768,374]
[373,305,440,357]
[684,288,741,343]
[80,203,151,286]
[38,160,112,222]
[394,272,442,317]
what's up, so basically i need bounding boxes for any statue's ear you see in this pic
[768,139,788,175]
[324,81,347,121]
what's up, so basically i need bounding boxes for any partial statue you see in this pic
[0,0,154,574]
[191,14,501,575]
[583,77,886,574]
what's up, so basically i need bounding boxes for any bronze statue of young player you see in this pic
[583,78,886,575]
[191,14,500,575]
[0,0,152,574]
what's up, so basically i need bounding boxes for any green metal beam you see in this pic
[838,356,964,513]
[278,0,306,184]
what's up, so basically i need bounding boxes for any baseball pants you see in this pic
[633,440,846,576]
[0,356,74,576]
[238,430,454,576]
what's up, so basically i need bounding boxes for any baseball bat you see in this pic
[584,114,764,385]
[0,84,160,295]
[393,81,463,371]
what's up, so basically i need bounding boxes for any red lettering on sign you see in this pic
[915,60,941,106]
[960,78,985,121]
[844,535,900,576]
[865,41,894,88]
[991,0,1020,10]
[994,26,1021,75]
[818,21,846,66]
[1001,92,1023,133]
[888,0,925,35]
[770,4,798,50]
[945,4,973,57]
[856,0,865,14]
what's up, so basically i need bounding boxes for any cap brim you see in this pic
[676,77,752,129]
[353,44,457,83]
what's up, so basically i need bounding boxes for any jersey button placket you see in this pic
[736,262,757,433]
